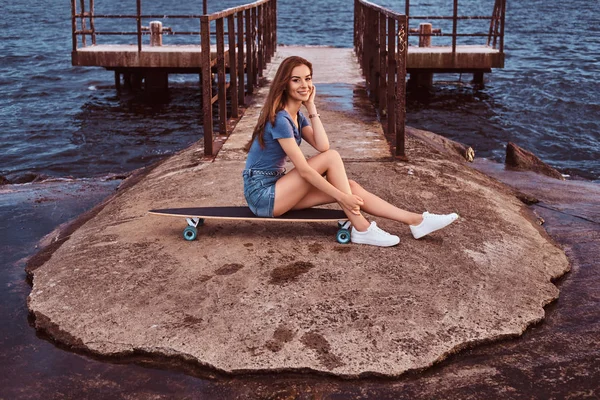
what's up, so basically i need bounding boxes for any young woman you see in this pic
[243,56,458,247]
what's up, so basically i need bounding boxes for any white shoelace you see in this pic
[372,223,393,237]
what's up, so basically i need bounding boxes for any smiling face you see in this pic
[286,64,313,103]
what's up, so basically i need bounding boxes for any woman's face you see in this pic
[286,64,312,103]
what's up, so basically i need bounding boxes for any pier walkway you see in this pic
[27,47,567,378]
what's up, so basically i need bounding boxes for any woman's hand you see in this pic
[303,85,316,107]
[339,193,364,215]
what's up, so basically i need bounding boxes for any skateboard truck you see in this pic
[186,217,205,228]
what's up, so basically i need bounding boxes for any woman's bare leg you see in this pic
[348,180,424,226]
[273,150,371,231]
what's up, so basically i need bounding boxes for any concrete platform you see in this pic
[72,44,224,69]
[72,44,503,71]
[408,45,504,70]
[27,46,568,378]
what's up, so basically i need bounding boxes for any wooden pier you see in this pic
[71,0,277,156]
[354,0,506,158]
[71,0,505,158]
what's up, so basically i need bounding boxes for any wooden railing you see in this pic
[354,0,408,159]
[200,0,277,155]
[70,0,277,156]
[403,0,506,54]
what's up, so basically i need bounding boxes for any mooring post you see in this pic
[146,21,169,93]
[418,22,432,47]
[149,21,163,47]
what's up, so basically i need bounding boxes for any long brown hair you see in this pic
[244,56,313,151]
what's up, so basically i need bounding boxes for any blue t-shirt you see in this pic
[245,110,310,170]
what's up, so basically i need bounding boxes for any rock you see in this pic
[9,172,49,184]
[505,142,564,180]
[514,190,539,205]
[407,127,475,162]
[0,175,9,185]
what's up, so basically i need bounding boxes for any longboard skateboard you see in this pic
[148,206,352,243]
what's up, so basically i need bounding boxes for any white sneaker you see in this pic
[410,212,459,239]
[351,221,400,247]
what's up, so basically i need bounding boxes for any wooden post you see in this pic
[227,15,239,118]
[71,0,77,51]
[216,18,227,135]
[500,0,506,53]
[257,4,264,76]
[245,9,253,94]
[452,0,458,55]
[251,7,258,84]
[79,0,86,47]
[114,71,121,91]
[145,71,169,94]
[200,16,213,156]
[372,9,379,102]
[274,0,278,52]
[90,0,96,45]
[136,0,142,52]
[149,21,162,46]
[396,17,407,160]
[378,13,387,116]
[472,71,485,87]
[387,17,396,137]
[237,11,245,106]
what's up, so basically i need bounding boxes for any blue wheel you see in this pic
[183,226,198,241]
[336,228,351,244]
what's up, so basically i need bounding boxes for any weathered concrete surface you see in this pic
[73,44,223,68]
[407,45,504,69]
[27,47,569,377]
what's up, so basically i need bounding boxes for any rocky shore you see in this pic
[26,47,570,379]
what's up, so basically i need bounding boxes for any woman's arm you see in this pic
[301,86,330,152]
[278,137,362,214]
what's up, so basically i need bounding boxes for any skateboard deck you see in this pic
[149,206,352,243]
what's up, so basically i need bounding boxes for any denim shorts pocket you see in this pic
[242,172,279,217]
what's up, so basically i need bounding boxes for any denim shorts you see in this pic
[242,168,286,217]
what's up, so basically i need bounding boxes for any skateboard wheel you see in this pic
[336,228,351,244]
[183,226,198,241]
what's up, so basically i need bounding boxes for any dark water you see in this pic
[1,0,598,182]
[0,0,599,398]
